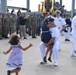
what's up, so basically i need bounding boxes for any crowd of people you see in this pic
[0,9,72,40]
[0,11,43,39]
[39,10,76,66]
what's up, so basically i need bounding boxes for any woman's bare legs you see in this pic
[48,46,52,62]
[43,45,52,62]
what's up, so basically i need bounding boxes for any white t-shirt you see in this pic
[49,27,60,42]
[72,15,76,34]
[54,17,66,29]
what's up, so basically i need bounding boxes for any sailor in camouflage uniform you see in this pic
[9,13,17,34]
[31,13,38,38]
[28,15,32,35]
[0,13,2,39]
[3,14,10,38]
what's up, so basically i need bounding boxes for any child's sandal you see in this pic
[7,70,11,75]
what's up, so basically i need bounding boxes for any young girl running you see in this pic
[3,34,33,75]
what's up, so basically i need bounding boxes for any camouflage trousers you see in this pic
[0,26,2,37]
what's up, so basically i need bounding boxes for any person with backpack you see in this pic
[64,13,71,41]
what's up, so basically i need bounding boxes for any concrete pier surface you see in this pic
[0,35,76,75]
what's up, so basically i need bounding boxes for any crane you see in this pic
[38,0,62,15]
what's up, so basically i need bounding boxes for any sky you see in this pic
[7,0,76,12]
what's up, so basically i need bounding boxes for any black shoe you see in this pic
[40,61,47,64]
[24,37,27,39]
[65,39,67,41]
[7,70,11,75]
[34,36,37,38]
[67,39,70,41]
[32,36,37,38]
[5,36,8,39]
[0,37,2,39]
[0,35,2,39]
[74,51,76,53]
[43,56,47,63]
[29,34,31,36]
[65,39,70,41]
[48,57,52,62]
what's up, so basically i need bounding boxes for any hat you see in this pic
[55,10,61,14]
[65,13,69,16]
[47,15,54,22]
[47,15,55,19]
[48,17,54,22]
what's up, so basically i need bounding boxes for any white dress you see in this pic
[6,44,23,68]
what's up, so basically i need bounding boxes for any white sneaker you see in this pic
[74,51,76,53]
[71,54,76,57]
[71,53,76,57]
[54,62,58,66]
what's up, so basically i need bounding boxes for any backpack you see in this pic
[65,18,71,27]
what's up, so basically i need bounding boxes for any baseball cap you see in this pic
[55,10,61,14]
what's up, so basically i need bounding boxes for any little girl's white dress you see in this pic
[6,44,23,68]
